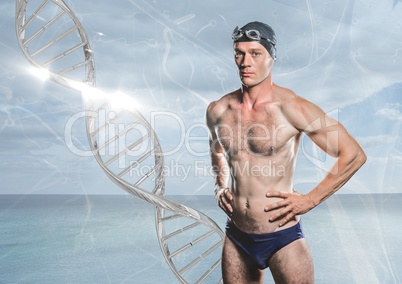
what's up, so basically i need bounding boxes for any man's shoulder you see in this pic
[275,85,314,110]
[275,85,301,103]
[275,85,325,131]
[207,90,239,117]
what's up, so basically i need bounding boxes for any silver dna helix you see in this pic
[15,0,224,283]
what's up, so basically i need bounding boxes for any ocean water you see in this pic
[0,194,401,284]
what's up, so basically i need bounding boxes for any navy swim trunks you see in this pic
[225,220,304,269]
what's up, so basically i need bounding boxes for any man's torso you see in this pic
[212,88,301,233]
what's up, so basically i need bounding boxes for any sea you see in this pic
[0,194,401,284]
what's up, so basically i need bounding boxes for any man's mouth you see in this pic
[241,72,253,77]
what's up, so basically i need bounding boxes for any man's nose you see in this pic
[241,54,251,67]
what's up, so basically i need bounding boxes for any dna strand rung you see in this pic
[16,0,95,85]
[156,209,223,282]
[16,0,224,283]
[84,102,165,194]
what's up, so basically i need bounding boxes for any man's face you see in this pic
[233,41,274,87]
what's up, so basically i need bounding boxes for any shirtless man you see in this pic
[206,22,366,283]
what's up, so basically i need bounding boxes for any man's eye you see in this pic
[234,51,243,57]
[252,52,260,57]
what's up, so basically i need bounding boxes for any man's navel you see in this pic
[245,200,250,208]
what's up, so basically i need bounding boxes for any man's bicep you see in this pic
[295,102,344,158]
[206,117,224,157]
[209,133,225,159]
[306,120,353,158]
[285,98,342,157]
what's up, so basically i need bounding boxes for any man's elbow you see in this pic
[340,145,366,170]
[356,149,367,168]
[351,147,367,170]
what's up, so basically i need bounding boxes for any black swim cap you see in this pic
[232,21,277,60]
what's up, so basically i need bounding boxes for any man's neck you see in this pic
[240,77,274,108]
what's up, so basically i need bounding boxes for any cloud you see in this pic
[3,0,402,195]
[358,135,398,146]
[49,0,402,113]
[375,103,402,121]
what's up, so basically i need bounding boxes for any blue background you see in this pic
[1,0,402,196]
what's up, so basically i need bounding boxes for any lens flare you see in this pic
[29,67,50,81]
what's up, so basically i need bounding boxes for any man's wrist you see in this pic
[307,192,318,208]
[214,186,227,202]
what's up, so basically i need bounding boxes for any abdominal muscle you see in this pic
[228,160,298,234]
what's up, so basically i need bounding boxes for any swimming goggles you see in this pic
[231,26,275,45]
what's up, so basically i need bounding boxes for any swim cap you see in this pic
[232,21,277,60]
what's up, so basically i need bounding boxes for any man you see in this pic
[206,21,366,283]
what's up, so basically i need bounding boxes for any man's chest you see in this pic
[215,107,297,156]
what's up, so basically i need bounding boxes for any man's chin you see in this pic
[241,80,256,88]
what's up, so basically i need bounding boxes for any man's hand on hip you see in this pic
[218,188,234,217]
[264,189,315,227]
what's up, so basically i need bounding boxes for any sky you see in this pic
[1,0,402,195]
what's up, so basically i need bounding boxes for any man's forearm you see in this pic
[308,149,367,206]
[211,153,230,201]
